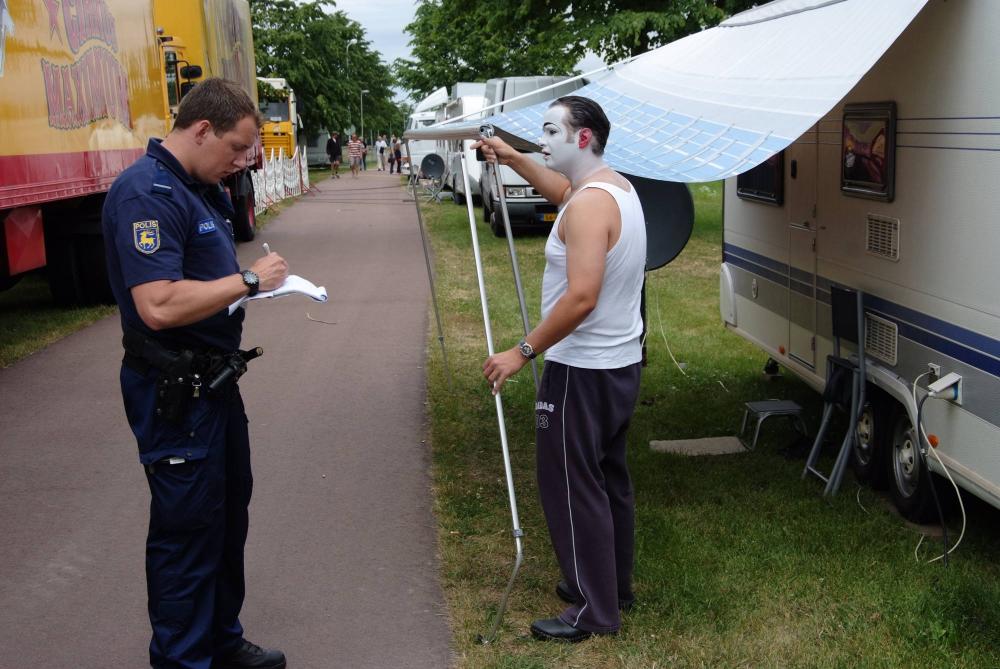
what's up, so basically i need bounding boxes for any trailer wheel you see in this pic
[452,184,466,205]
[887,410,935,522]
[489,210,506,238]
[482,197,492,223]
[851,387,889,488]
[231,180,256,242]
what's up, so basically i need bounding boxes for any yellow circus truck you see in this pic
[257,76,300,160]
[0,0,260,306]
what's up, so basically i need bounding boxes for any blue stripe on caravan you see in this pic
[893,319,1000,378]
[790,278,814,298]
[724,242,1000,375]
[723,242,788,275]
[722,251,788,288]
[864,294,1000,361]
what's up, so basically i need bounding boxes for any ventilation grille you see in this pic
[865,314,898,366]
[866,214,900,261]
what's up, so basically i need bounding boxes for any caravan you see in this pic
[404,86,449,174]
[720,0,1000,520]
[438,82,487,204]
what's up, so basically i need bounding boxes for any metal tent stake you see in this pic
[485,151,539,391]
[457,153,525,644]
[404,140,453,390]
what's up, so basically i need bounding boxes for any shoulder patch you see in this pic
[133,220,161,254]
[197,219,217,235]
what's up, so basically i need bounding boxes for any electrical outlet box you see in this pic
[927,363,941,382]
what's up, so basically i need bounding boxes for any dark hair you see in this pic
[173,78,263,134]
[549,95,610,155]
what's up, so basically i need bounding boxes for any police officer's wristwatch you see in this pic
[518,338,537,360]
[241,269,260,297]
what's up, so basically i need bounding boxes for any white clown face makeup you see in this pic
[538,104,607,185]
[539,106,578,172]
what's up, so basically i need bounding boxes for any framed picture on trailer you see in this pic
[841,101,896,201]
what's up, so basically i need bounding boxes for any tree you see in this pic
[571,0,760,62]
[393,0,584,100]
[250,0,401,140]
[394,0,760,98]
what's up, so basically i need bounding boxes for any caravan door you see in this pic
[787,126,818,369]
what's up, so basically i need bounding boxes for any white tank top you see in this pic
[541,180,646,369]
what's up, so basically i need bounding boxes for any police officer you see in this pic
[103,78,289,669]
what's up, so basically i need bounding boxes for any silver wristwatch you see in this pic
[518,339,537,360]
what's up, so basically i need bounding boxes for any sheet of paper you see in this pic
[228,274,328,315]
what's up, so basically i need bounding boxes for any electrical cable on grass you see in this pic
[650,273,688,376]
[909,373,967,564]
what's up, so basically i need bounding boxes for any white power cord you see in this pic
[648,272,689,377]
[909,372,966,563]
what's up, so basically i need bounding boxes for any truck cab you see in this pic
[257,76,300,160]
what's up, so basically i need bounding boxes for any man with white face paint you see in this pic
[475,96,646,642]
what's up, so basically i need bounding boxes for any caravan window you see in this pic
[737,152,784,205]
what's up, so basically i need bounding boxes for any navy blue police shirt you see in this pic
[103,138,245,352]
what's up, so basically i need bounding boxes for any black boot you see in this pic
[215,639,286,669]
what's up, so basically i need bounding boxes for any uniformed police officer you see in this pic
[103,78,289,669]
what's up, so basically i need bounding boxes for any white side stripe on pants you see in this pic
[562,368,589,626]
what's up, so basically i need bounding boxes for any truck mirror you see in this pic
[180,81,197,98]
[179,64,203,79]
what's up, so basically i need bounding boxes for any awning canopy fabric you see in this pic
[404,0,929,182]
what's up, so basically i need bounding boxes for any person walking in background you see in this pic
[347,133,363,178]
[392,136,403,175]
[388,135,398,174]
[476,96,645,644]
[326,131,341,179]
[360,137,368,171]
[375,134,388,171]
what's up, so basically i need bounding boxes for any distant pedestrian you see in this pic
[361,138,368,171]
[388,135,398,173]
[326,132,341,179]
[347,133,364,177]
[392,136,402,175]
[375,134,388,171]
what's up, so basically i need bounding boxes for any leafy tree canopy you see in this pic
[395,0,760,99]
[250,0,408,140]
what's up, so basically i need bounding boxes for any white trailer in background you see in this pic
[404,86,449,174]
[437,82,487,204]
[720,0,1000,520]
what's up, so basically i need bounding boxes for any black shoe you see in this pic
[216,639,286,669]
[530,617,595,642]
[556,580,636,612]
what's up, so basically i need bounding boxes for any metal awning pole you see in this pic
[405,140,453,390]
[485,153,539,391]
[458,152,524,644]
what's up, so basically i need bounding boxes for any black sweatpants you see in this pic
[535,359,641,633]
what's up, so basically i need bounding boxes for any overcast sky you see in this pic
[326,0,605,102]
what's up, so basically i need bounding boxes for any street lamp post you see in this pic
[345,38,358,67]
[360,89,369,145]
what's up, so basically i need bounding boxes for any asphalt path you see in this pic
[0,170,452,668]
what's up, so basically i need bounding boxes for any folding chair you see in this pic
[802,285,866,496]
[418,153,446,201]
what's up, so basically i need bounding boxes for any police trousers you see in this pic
[121,365,252,669]
[535,360,641,633]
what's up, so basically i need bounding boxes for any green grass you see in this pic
[421,182,1000,668]
[0,272,116,367]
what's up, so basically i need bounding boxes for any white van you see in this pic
[719,0,1000,520]
[480,76,586,235]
